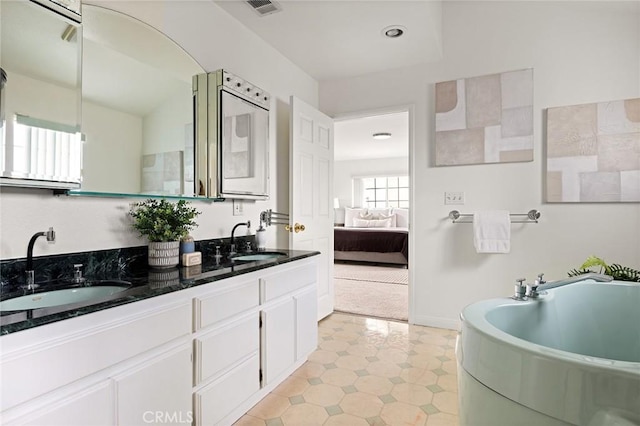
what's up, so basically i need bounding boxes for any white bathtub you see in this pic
[456,279,640,426]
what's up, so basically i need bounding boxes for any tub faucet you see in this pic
[25,227,56,290]
[527,272,612,299]
[525,273,545,298]
[229,221,251,256]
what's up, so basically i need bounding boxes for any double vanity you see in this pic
[0,247,320,426]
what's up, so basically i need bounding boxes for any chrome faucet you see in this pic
[25,227,56,290]
[229,221,251,256]
[525,272,612,299]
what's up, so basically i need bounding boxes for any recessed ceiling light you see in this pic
[373,132,392,140]
[382,25,406,39]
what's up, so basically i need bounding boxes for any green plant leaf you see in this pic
[578,255,610,275]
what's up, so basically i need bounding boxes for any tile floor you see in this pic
[234,313,460,426]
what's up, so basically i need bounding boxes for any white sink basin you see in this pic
[0,286,129,311]
[232,252,287,262]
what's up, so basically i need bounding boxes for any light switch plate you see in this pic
[233,200,243,215]
[444,191,465,205]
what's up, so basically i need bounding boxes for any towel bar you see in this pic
[261,209,290,226]
[448,210,540,223]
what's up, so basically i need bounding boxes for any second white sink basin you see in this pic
[0,286,129,311]
[232,252,287,262]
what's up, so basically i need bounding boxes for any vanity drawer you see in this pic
[194,279,259,330]
[194,312,259,385]
[260,262,317,303]
[194,353,260,426]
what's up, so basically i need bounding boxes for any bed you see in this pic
[334,207,409,266]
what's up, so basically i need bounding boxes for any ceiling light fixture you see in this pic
[373,132,392,140]
[382,25,406,39]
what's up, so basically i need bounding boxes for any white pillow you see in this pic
[380,213,397,227]
[352,217,393,228]
[367,208,392,219]
[344,207,367,227]
[394,208,409,228]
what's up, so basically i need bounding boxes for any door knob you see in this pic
[285,224,293,233]
[294,223,305,233]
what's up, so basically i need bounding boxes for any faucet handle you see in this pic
[513,278,526,300]
[245,241,252,252]
[536,273,545,284]
[73,264,86,284]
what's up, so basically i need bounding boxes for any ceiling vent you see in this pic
[246,0,282,16]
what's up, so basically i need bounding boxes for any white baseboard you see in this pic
[411,314,460,331]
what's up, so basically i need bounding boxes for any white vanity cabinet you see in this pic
[0,295,193,425]
[260,260,318,385]
[0,255,319,426]
[194,256,318,425]
[192,276,261,425]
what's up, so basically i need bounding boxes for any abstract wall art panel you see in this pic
[546,98,640,202]
[435,68,534,166]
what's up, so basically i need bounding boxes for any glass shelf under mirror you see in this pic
[56,190,224,202]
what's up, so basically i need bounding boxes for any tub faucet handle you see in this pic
[536,273,546,285]
[513,278,527,300]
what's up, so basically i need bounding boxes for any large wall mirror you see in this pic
[73,4,205,198]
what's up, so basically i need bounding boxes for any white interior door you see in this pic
[289,96,334,320]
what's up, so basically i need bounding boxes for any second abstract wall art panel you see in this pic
[435,68,534,166]
[546,98,640,202]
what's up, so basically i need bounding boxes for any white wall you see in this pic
[334,157,409,208]
[142,84,192,156]
[82,101,142,193]
[0,0,318,259]
[320,1,640,329]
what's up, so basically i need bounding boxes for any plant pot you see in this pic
[148,241,180,269]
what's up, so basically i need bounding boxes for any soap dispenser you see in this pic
[255,224,267,251]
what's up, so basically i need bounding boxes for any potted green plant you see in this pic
[129,199,200,268]
[568,255,640,282]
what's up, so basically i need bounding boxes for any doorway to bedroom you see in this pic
[332,109,410,322]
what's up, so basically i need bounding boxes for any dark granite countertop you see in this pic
[0,248,319,336]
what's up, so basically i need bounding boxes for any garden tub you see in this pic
[456,279,640,425]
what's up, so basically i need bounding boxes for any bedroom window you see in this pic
[361,176,409,209]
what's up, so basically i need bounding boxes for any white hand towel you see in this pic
[473,210,511,253]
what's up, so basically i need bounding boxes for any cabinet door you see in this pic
[261,298,295,385]
[295,287,318,361]
[114,346,192,426]
[7,381,113,426]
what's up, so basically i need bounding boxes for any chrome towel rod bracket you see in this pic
[448,209,541,223]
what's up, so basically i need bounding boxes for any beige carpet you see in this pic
[334,263,408,284]
[334,263,408,321]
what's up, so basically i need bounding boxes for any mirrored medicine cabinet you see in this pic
[1,0,82,189]
[0,1,270,201]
